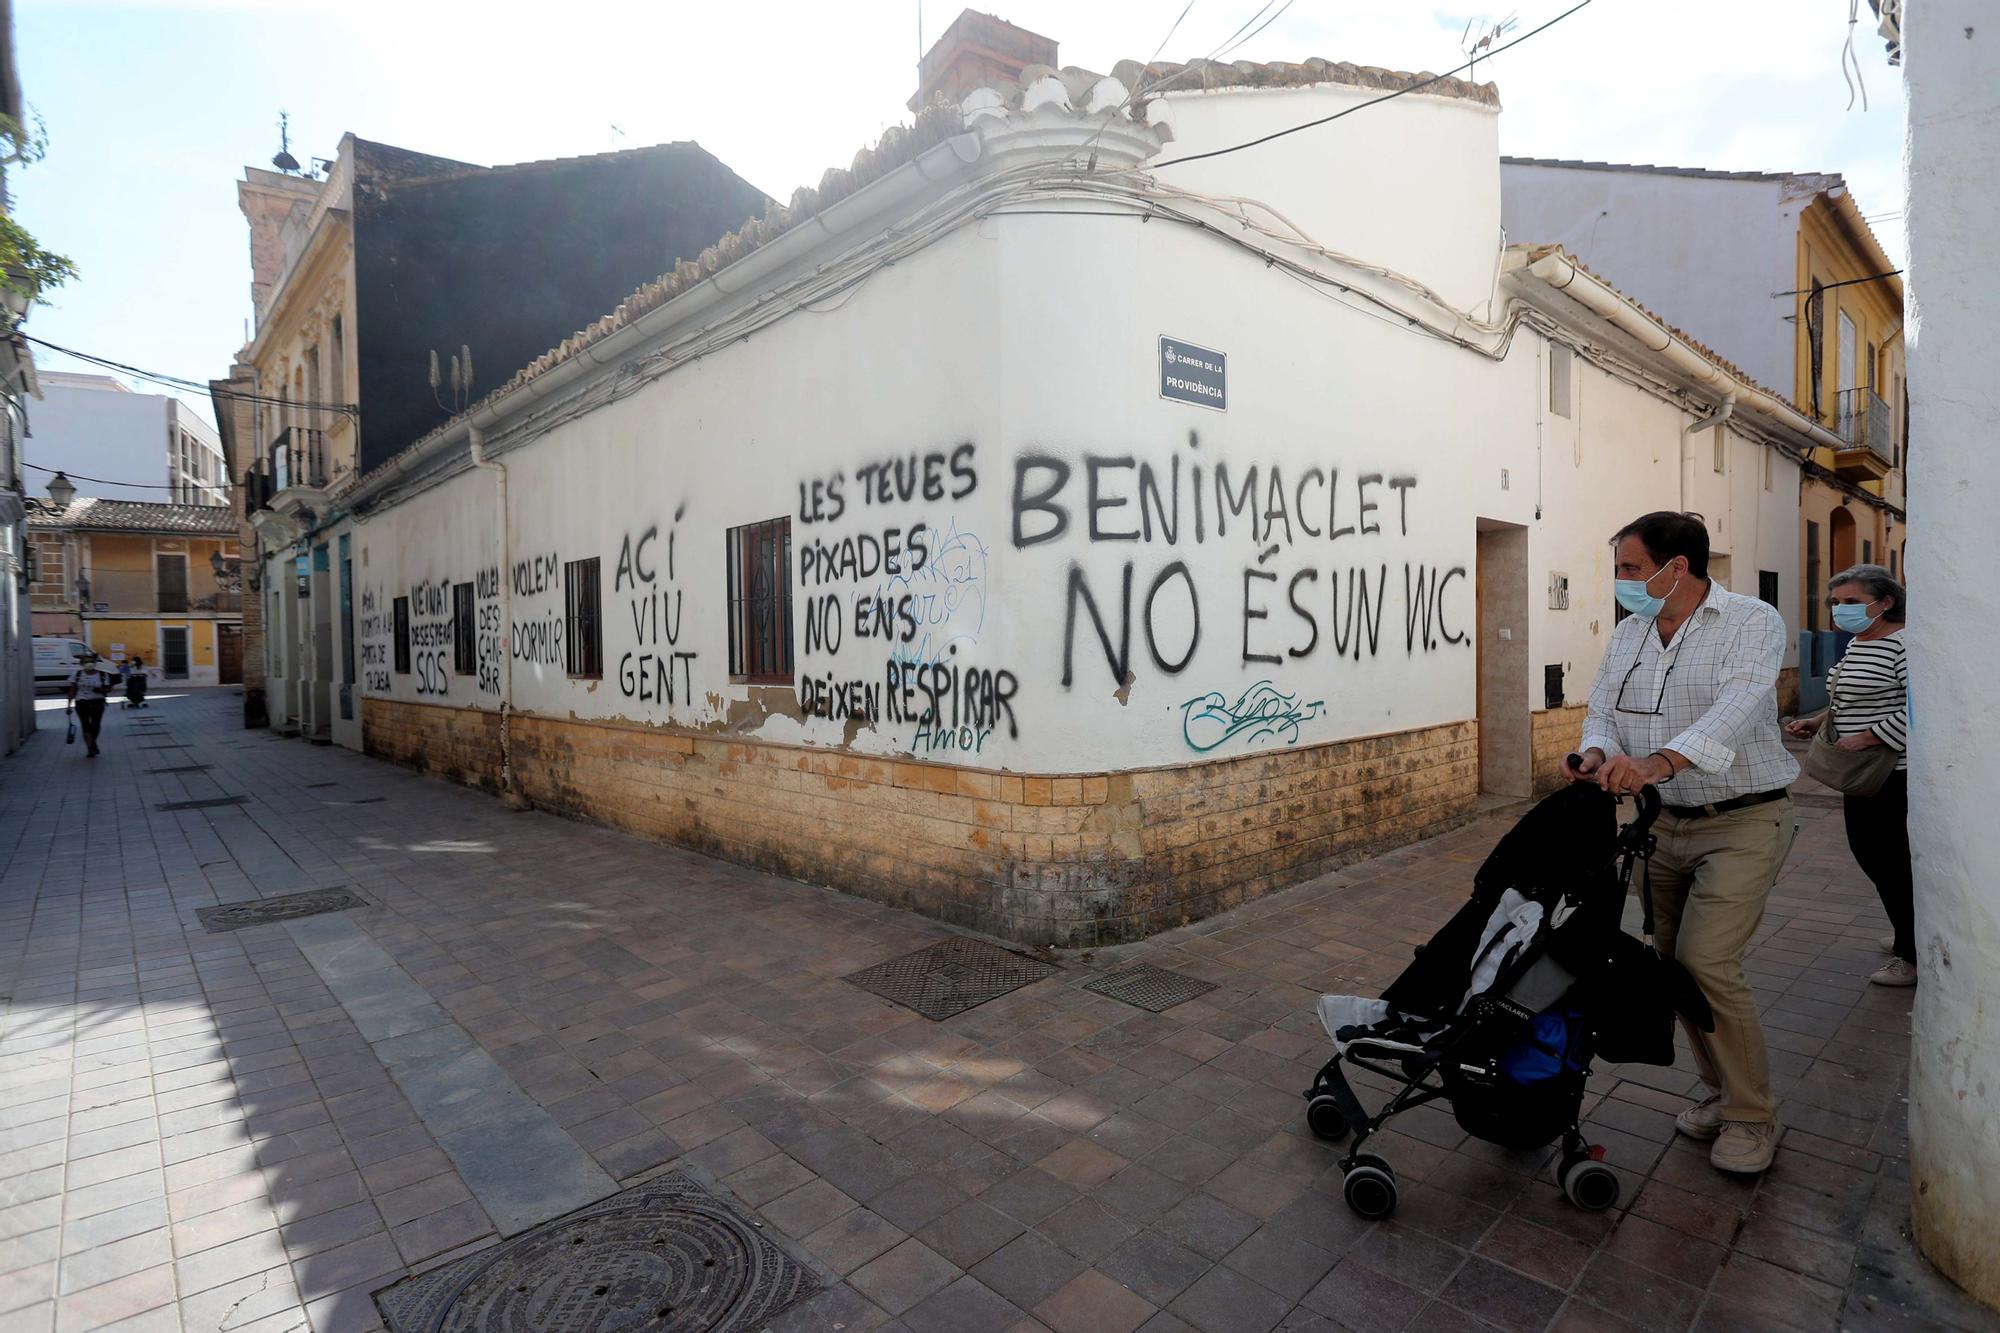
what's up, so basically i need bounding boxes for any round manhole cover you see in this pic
[376,1173,818,1333]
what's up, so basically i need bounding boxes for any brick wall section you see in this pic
[1531,705,1590,794]
[363,699,1478,946]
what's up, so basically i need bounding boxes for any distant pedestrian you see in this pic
[67,652,116,757]
[123,654,148,709]
[1563,511,1796,1176]
[1787,564,1912,986]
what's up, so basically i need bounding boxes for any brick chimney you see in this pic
[910,9,1059,112]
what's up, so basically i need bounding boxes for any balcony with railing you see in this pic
[270,426,329,511]
[1833,387,1895,481]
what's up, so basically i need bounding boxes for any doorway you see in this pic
[1476,520,1531,799]
[160,627,190,680]
[1829,505,1858,577]
[217,624,243,685]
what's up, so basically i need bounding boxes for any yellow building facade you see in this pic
[28,499,243,686]
[1793,190,1907,635]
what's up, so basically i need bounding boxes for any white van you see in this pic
[32,636,91,691]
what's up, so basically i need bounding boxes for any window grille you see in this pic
[565,557,602,678]
[393,596,411,673]
[453,582,475,674]
[726,518,793,683]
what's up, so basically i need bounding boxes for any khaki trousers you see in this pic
[1647,797,1794,1123]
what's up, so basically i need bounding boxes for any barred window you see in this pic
[452,582,475,674]
[565,557,602,678]
[726,517,793,683]
[393,596,411,674]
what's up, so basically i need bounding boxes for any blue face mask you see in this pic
[1832,600,1880,633]
[1614,564,1680,619]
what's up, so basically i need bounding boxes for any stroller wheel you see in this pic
[1305,1095,1348,1141]
[1342,1162,1398,1220]
[1560,1158,1620,1212]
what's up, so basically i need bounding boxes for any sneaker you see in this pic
[1675,1094,1725,1141]
[1710,1120,1779,1174]
[1869,958,1918,987]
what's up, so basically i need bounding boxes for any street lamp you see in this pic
[45,470,74,510]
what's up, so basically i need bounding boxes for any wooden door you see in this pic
[217,624,243,685]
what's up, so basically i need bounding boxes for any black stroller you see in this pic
[1302,780,1711,1220]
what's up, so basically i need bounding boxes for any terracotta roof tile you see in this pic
[27,497,238,536]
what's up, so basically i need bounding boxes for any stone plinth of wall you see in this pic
[363,699,1478,946]
[1777,666,1800,718]
[1531,705,1590,794]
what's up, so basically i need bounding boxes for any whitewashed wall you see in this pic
[1904,0,2000,1307]
[345,183,1799,774]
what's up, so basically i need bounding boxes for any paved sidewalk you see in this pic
[0,692,1989,1332]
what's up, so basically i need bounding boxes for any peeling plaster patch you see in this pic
[1113,670,1136,706]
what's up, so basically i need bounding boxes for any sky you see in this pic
[13,0,1905,435]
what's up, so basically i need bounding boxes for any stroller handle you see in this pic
[1565,754,1665,834]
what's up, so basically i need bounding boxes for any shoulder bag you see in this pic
[1802,705,1900,797]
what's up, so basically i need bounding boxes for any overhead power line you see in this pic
[22,460,212,492]
[22,333,358,418]
[1149,0,1597,169]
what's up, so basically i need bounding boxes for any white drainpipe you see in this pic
[1526,251,1848,454]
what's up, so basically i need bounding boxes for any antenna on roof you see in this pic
[272,111,301,173]
[1460,13,1518,80]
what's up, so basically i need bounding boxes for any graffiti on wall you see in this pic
[510,551,565,667]
[1180,681,1326,753]
[794,445,1021,751]
[1009,437,1468,718]
[475,566,502,696]
[615,505,697,709]
[359,587,390,693]
[406,578,451,696]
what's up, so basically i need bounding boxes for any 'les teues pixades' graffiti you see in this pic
[795,445,1020,751]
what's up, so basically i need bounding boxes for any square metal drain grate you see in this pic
[845,936,1060,1021]
[196,887,366,933]
[156,795,246,811]
[1084,963,1218,1012]
[373,1170,819,1333]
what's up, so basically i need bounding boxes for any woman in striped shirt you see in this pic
[1785,564,1913,985]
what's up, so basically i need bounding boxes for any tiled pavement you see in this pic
[0,691,1991,1333]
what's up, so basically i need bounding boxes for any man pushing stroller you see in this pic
[121,654,148,708]
[1564,512,1796,1176]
